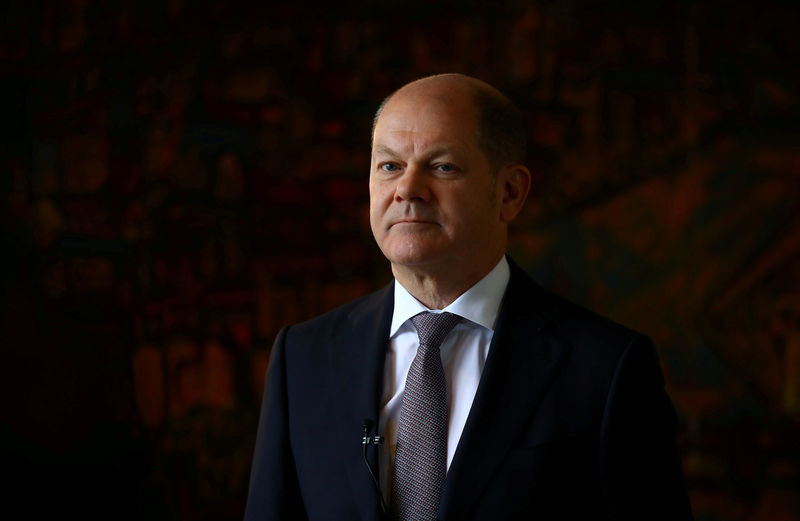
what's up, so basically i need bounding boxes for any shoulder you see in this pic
[502,259,663,411]
[280,281,394,346]
[505,258,650,361]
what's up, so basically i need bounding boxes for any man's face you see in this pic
[369,91,506,275]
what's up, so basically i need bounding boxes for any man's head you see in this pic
[373,74,527,173]
[369,74,531,294]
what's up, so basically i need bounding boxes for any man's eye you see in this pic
[380,163,400,172]
[435,164,455,172]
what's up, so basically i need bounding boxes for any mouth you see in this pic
[389,219,438,229]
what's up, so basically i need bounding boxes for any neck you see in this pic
[392,253,505,310]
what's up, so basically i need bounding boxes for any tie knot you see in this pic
[411,311,461,348]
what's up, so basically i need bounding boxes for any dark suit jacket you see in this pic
[244,259,693,521]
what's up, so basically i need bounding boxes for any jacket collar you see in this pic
[439,258,571,521]
[330,282,394,521]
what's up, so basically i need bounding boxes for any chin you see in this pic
[382,241,445,268]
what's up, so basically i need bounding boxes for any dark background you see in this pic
[2,1,799,519]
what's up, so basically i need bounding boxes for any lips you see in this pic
[383,206,439,230]
[390,219,438,228]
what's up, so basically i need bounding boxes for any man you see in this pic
[244,74,693,520]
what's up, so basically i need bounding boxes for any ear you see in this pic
[497,164,531,223]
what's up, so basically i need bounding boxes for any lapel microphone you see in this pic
[362,419,384,446]
[362,419,387,514]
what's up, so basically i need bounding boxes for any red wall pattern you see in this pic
[2,1,798,519]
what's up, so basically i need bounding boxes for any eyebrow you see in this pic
[372,144,464,160]
[372,145,400,158]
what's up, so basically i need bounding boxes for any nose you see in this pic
[394,165,430,203]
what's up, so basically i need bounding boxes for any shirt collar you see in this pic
[390,256,510,336]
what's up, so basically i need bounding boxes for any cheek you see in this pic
[449,194,496,233]
[368,192,381,216]
[369,184,394,215]
[368,197,386,237]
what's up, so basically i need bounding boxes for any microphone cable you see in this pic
[362,419,387,514]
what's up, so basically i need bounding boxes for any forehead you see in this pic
[372,93,479,154]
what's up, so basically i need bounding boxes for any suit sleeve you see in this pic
[244,326,309,521]
[598,336,694,520]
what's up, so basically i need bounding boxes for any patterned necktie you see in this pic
[392,311,462,521]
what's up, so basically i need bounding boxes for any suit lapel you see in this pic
[330,283,394,521]
[439,262,571,521]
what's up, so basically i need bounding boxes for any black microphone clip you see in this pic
[361,419,384,445]
[362,434,384,445]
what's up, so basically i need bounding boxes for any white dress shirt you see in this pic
[378,256,510,501]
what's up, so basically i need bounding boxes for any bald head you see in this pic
[373,74,527,171]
